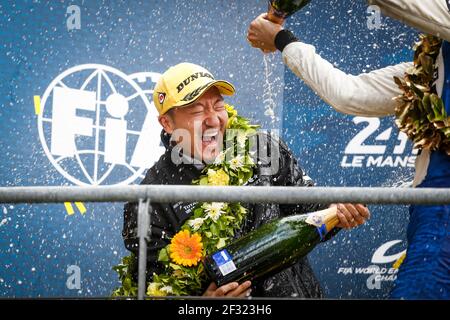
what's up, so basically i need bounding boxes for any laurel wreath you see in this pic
[112,104,259,297]
[394,34,450,155]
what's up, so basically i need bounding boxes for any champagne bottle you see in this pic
[203,206,339,287]
[267,0,312,24]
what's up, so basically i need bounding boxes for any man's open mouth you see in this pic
[202,129,220,146]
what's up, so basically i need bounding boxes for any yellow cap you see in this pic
[152,62,235,115]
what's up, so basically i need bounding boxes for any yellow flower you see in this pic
[147,282,166,297]
[207,168,229,186]
[225,104,238,128]
[225,104,237,117]
[169,230,203,267]
[227,117,237,128]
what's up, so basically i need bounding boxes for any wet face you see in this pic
[158,86,228,163]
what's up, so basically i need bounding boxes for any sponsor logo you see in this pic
[158,92,166,105]
[181,83,210,102]
[37,64,163,186]
[341,117,417,168]
[176,72,214,93]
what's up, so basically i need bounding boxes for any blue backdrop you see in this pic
[0,0,418,298]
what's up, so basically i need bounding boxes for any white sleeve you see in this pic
[367,0,450,42]
[282,41,412,117]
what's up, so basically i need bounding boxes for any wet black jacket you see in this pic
[122,130,338,298]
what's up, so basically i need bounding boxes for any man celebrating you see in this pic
[122,62,370,298]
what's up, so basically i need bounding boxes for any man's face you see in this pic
[159,86,228,163]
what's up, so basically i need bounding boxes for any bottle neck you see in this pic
[305,207,339,237]
[267,3,285,25]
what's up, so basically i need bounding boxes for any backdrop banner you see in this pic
[0,0,416,298]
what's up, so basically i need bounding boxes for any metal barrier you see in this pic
[1,185,450,299]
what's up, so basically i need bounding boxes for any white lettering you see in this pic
[51,87,96,157]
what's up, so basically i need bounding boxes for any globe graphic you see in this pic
[37,64,162,186]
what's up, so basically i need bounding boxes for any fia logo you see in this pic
[37,64,164,186]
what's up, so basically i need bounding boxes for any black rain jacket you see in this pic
[122,130,339,298]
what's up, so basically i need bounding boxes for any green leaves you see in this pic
[158,247,169,262]
[216,238,228,249]
[394,34,449,156]
[111,253,139,297]
[199,176,208,185]
[209,223,219,235]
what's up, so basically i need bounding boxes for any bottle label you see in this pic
[212,249,237,276]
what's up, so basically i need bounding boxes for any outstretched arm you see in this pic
[247,14,411,118]
[281,40,410,117]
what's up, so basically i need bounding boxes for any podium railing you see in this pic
[1,185,450,299]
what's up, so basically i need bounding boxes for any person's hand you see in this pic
[203,281,252,298]
[330,203,370,229]
[247,13,283,53]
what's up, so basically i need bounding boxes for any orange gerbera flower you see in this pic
[169,230,203,267]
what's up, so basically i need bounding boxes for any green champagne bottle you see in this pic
[267,0,312,24]
[203,207,339,287]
